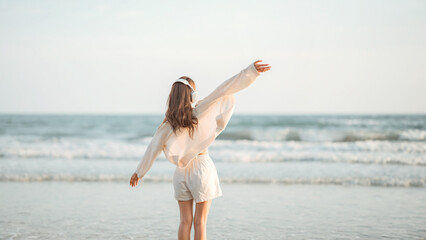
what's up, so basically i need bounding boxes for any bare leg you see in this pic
[178,199,194,240]
[194,200,212,240]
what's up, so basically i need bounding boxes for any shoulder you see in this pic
[195,99,204,108]
[158,120,169,129]
[151,121,172,145]
[157,120,173,135]
[193,99,204,116]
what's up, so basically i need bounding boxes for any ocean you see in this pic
[1,114,425,186]
[1,114,425,239]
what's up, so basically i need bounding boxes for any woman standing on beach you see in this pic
[130,60,271,240]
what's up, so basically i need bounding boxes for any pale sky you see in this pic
[0,0,425,114]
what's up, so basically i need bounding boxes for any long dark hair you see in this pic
[164,76,198,138]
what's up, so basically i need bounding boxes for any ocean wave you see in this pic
[211,140,426,165]
[0,136,152,160]
[1,175,424,188]
[220,157,426,166]
[218,129,426,142]
[1,137,425,165]
[1,151,424,166]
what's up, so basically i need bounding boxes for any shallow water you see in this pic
[1,182,425,240]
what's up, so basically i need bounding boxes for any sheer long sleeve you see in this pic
[194,62,260,118]
[134,122,171,179]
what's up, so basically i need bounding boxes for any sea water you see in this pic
[0,114,425,239]
[1,114,425,186]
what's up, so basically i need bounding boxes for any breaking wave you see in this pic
[218,129,426,142]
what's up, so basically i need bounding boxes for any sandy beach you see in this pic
[1,182,425,240]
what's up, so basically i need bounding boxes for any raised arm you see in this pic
[194,60,271,117]
[130,122,170,187]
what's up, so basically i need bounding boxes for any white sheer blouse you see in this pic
[135,62,261,178]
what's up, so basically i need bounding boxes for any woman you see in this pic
[130,60,271,240]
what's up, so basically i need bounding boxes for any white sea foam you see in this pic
[399,129,426,141]
[1,158,424,187]
[1,136,425,165]
[1,174,424,187]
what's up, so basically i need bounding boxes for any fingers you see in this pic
[254,59,271,72]
[130,176,139,187]
[258,65,271,69]
[131,180,137,187]
[254,60,272,72]
[257,66,271,72]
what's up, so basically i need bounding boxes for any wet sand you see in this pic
[1,182,425,239]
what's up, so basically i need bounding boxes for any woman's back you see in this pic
[164,93,235,167]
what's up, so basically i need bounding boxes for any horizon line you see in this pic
[0,111,425,116]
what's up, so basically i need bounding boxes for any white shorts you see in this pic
[173,154,222,203]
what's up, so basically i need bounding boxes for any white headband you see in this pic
[175,78,195,91]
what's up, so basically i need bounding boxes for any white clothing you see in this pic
[173,153,222,203]
[134,62,260,179]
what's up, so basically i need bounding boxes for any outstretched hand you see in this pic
[130,173,140,187]
[254,60,271,73]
